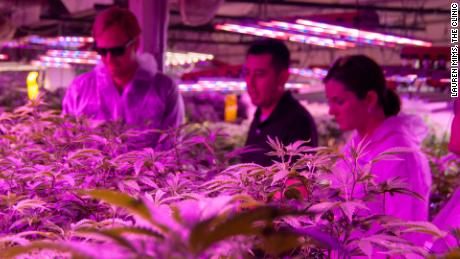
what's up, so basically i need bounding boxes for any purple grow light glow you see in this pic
[46,50,99,59]
[216,20,431,48]
[215,23,353,49]
[178,80,311,92]
[289,68,328,79]
[39,55,98,65]
[295,19,432,47]
[31,60,71,68]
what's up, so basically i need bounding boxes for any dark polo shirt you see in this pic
[242,91,318,166]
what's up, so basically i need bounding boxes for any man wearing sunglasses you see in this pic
[63,6,184,149]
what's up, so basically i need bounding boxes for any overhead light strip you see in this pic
[295,19,431,47]
[216,20,431,48]
[178,80,311,92]
[215,23,354,49]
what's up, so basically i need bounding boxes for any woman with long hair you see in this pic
[324,55,432,221]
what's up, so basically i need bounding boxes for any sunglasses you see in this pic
[93,38,136,57]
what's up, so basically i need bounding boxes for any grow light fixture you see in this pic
[179,80,246,92]
[27,36,89,48]
[47,49,214,66]
[1,36,31,48]
[46,50,99,59]
[55,36,94,43]
[38,49,214,67]
[178,80,310,92]
[387,74,419,83]
[295,19,431,47]
[39,55,98,65]
[290,68,327,79]
[46,43,214,67]
[215,23,353,49]
[215,19,431,48]
[30,60,71,68]
[440,78,451,83]
[166,52,214,66]
[2,36,93,49]
[35,50,99,66]
[260,20,385,47]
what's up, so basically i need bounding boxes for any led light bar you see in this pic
[216,20,431,48]
[28,36,86,48]
[46,50,99,59]
[440,78,451,83]
[295,19,431,47]
[55,36,93,43]
[178,80,311,92]
[39,55,98,65]
[21,35,94,48]
[1,37,29,48]
[45,49,213,67]
[30,60,71,68]
[215,23,354,49]
[40,50,100,65]
[166,51,214,66]
[387,74,418,83]
[260,20,388,46]
[289,68,328,79]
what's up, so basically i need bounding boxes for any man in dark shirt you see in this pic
[241,39,318,166]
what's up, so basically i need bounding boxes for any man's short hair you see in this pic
[246,39,290,72]
[92,6,141,40]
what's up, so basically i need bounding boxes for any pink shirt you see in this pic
[341,114,432,221]
[62,54,184,148]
